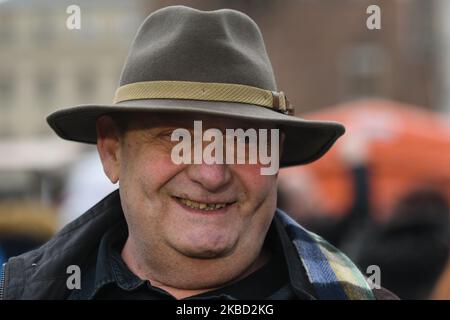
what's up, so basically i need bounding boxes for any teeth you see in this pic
[179,198,229,211]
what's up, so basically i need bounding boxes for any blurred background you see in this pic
[0,0,449,299]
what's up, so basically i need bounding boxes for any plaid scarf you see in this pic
[277,209,375,300]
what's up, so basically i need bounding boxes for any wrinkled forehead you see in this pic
[112,111,276,131]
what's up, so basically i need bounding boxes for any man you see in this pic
[0,6,397,300]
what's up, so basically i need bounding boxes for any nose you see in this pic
[185,163,232,192]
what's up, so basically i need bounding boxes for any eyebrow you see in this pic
[125,113,276,132]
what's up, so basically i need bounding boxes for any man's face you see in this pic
[97,113,279,261]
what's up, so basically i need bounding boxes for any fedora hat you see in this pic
[47,5,345,167]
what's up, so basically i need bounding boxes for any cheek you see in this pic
[119,143,184,202]
[119,146,185,230]
[233,164,277,203]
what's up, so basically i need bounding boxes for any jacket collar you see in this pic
[4,191,124,299]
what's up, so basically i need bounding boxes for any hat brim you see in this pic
[47,99,345,167]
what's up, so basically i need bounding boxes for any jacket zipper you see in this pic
[0,262,6,300]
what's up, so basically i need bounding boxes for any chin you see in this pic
[184,249,228,259]
[174,238,235,259]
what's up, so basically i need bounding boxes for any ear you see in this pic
[96,115,122,184]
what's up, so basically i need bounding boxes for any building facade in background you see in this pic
[0,0,149,200]
[0,0,149,138]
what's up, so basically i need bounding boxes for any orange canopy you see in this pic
[280,99,450,221]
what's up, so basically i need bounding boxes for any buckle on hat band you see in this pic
[113,81,294,115]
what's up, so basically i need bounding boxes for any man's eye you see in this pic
[158,130,176,140]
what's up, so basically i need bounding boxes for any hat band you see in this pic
[113,81,294,115]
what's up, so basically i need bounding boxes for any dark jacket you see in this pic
[0,191,397,300]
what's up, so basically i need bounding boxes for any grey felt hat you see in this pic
[47,5,345,167]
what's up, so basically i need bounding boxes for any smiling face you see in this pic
[96,112,280,272]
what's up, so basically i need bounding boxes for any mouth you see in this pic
[173,196,236,212]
